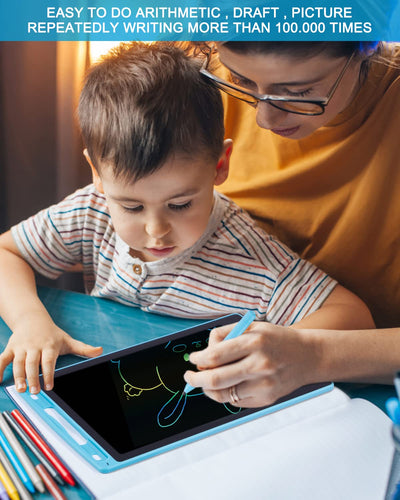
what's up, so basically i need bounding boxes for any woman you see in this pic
[183,41,400,408]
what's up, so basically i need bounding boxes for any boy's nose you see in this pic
[145,218,171,239]
[256,101,288,130]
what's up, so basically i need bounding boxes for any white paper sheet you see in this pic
[7,387,393,500]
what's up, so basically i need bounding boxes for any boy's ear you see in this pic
[214,139,233,186]
[83,149,104,194]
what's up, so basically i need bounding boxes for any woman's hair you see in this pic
[221,41,379,58]
[191,40,393,82]
[78,42,224,183]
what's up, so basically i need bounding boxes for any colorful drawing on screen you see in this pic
[111,356,240,429]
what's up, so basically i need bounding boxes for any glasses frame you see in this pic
[200,51,355,116]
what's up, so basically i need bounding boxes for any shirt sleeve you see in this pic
[264,237,337,325]
[11,187,95,279]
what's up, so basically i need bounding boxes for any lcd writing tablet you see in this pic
[8,314,332,472]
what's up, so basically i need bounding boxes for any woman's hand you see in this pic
[0,311,103,394]
[184,321,321,408]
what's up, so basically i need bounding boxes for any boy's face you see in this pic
[91,147,231,262]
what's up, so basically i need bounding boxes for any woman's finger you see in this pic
[189,331,260,369]
[203,377,281,408]
[207,319,258,347]
[202,380,251,405]
[184,355,253,392]
[207,324,234,346]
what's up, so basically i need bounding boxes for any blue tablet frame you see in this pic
[6,314,333,473]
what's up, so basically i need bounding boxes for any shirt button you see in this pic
[133,264,142,275]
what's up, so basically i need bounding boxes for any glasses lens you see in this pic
[269,100,324,116]
[213,81,258,106]
[202,68,325,115]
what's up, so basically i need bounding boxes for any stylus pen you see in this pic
[0,444,32,500]
[10,411,75,487]
[183,310,257,394]
[3,413,64,486]
[0,413,45,494]
[0,428,34,493]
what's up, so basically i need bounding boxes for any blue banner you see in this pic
[0,0,399,41]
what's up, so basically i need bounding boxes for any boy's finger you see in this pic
[12,353,27,392]
[66,338,103,358]
[41,350,57,391]
[0,350,14,382]
[25,351,41,394]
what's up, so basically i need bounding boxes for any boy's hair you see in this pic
[78,42,224,182]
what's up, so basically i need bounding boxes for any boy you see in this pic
[0,42,373,396]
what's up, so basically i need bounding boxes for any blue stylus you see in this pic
[183,310,256,394]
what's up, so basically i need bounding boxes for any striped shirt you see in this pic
[11,185,337,324]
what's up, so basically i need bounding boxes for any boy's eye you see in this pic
[122,205,143,213]
[168,201,192,211]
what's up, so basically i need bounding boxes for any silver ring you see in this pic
[229,385,240,405]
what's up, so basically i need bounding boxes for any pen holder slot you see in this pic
[22,391,109,463]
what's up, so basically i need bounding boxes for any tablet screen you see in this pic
[44,315,329,462]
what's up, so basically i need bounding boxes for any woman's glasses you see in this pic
[200,51,355,116]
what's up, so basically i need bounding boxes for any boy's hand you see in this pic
[0,312,103,394]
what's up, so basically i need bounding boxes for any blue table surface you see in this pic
[0,287,396,499]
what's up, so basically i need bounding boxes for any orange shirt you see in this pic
[218,44,400,327]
